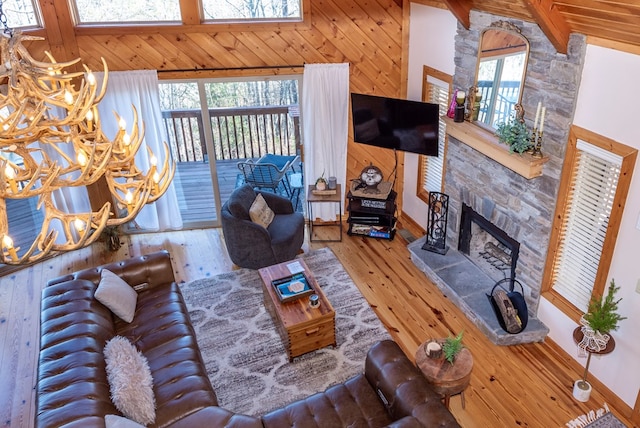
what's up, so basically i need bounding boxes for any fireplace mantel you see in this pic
[443,116,549,179]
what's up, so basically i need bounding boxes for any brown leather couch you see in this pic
[36,251,460,428]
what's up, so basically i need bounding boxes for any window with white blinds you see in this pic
[419,67,451,198]
[551,139,622,311]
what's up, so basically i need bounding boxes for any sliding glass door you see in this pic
[158,75,302,228]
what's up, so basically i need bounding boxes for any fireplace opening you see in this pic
[458,204,520,284]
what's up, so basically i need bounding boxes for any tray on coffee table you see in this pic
[272,272,313,303]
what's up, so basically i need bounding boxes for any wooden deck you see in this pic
[174,158,303,225]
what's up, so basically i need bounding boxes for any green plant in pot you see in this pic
[315,171,327,190]
[442,330,464,364]
[495,117,531,153]
[582,279,626,340]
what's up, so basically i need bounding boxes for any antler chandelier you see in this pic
[0,31,174,265]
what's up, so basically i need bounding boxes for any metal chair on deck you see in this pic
[237,154,299,197]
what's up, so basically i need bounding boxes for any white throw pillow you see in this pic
[105,414,146,428]
[95,269,138,323]
[249,193,275,228]
[104,336,156,426]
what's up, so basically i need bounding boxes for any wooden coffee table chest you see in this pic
[259,259,336,361]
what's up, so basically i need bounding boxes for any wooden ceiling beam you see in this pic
[523,0,571,54]
[37,0,80,63]
[441,0,472,29]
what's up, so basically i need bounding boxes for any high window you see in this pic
[417,66,451,202]
[201,0,301,20]
[2,0,40,28]
[543,125,637,319]
[69,0,303,24]
[72,0,181,23]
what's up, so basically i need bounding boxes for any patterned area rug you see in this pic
[567,403,628,428]
[179,247,391,416]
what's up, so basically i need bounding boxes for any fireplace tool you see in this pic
[422,192,449,254]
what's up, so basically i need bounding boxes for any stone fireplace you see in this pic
[409,11,587,345]
[458,203,519,284]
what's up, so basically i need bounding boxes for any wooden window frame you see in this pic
[70,0,310,34]
[541,125,637,322]
[417,65,452,204]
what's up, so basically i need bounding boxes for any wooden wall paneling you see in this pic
[145,34,196,70]
[251,30,306,65]
[210,32,270,67]
[233,32,293,66]
[184,33,247,69]
[333,1,402,60]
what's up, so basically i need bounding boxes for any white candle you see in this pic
[533,102,541,129]
[539,107,546,133]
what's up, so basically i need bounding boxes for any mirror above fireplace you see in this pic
[473,22,529,129]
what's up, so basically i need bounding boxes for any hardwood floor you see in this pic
[0,226,636,427]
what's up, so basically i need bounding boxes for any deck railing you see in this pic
[162,105,300,162]
[476,80,521,126]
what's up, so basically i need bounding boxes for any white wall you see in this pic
[539,44,640,407]
[405,6,640,408]
[402,4,457,229]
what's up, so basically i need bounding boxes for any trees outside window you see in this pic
[201,0,301,20]
[2,0,39,28]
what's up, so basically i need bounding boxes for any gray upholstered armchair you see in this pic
[221,184,305,269]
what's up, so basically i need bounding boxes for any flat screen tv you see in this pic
[351,93,439,156]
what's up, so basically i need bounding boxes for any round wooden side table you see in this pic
[415,341,473,409]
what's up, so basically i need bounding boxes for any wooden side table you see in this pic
[307,184,342,242]
[415,341,473,409]
[572,327,615,388]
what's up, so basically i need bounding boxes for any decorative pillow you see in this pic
[104,414,146,428]
[249,193,275,228]
[104,336,156,426]
[95,269,137,323]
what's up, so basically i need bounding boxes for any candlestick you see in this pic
[74,218,85,233]
[539,107,546,133]
[152,171,160,194]
[125,190,133,213]
[2,234,18,261]
[123,133,131,156]
[5,165,18,193]
[149,154,157,177]
[533,102,541,129]
[86,109,94,132]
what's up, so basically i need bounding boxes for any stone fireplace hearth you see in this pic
[409,236,549,346]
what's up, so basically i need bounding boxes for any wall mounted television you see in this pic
[351,93,440,156]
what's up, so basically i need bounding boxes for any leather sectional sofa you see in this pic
[35,250,460,427]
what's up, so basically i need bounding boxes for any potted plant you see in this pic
[495,117,531,153]
[442,331,464,364]
[573,279,625,401]
[582,279,626,341]
[315,171,327,191]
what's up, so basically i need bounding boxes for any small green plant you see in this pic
[583,279,626,334]
[495,117,531,153]
[442,330,464,364]
[315,170,327,186]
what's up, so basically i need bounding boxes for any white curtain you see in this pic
[95,70,182,231]
[302,63,350,221]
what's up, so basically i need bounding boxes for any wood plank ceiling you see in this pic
[431,0,640,54]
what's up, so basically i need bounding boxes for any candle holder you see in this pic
[525,128,537,154]
[531,131,543,159]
